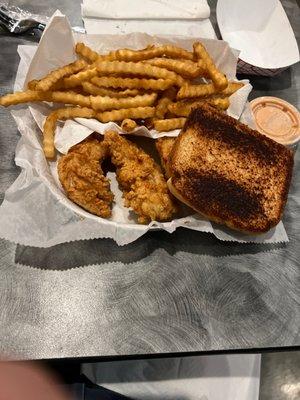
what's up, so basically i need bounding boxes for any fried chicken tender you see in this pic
[104,130,177,223]
[58,138,114,218]
[155,137,176,178]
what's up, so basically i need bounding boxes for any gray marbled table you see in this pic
[0,0,299,361]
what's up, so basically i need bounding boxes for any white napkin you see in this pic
[83,18,217,37]
[82,0,210,19]
[82,0,216,38]
[82,354,261,400]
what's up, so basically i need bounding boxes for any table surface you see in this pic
[0,0,299,361]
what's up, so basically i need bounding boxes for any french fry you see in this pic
[0,90,52,106]
[120,119,137,132]
[63,67,98,88]
[27,79,39,90]
[51,91,91,107]
[177,83,216,99]
[154,118,186,132]
[43,112,58,159]
[155,97,173,118]
[75,43,116,63]
[75,42,100,63]
[208,96,230,110]
[96,107,155,123]
[144,58,204,79]
[108,45,194,61]
[43,107,96,158]
[54,107,96,120]
[193,42,228,91]
[35,59,87,92]
[28,79,66,91]
[95,61,186,86]
[90,93,157,111]
[91,76,173,91]
[81,82,139,97]
[220,82,244,96]
[155,87,177,119]
[196,60,209,76]
[76,42,118,62]
[177,81,243,100]
[168,97,230,117]
[0,90,92,108]
[31,79,66,91]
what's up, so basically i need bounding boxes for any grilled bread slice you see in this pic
[168,104,294,233]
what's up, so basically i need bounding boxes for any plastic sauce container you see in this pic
[250,96,300,151]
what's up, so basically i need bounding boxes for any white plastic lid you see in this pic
[250,96,300,146]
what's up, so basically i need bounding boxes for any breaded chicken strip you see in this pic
[104,130,177,223]
[155,137,176,178]
[58,137,113,218]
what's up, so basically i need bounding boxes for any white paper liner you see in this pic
[0,11,289,246]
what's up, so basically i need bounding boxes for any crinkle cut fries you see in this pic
[0,41,243,159]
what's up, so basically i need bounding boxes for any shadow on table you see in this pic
[238,67,292,95]
[14,228,286,270]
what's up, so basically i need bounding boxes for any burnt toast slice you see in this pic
[168,104,294,233]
